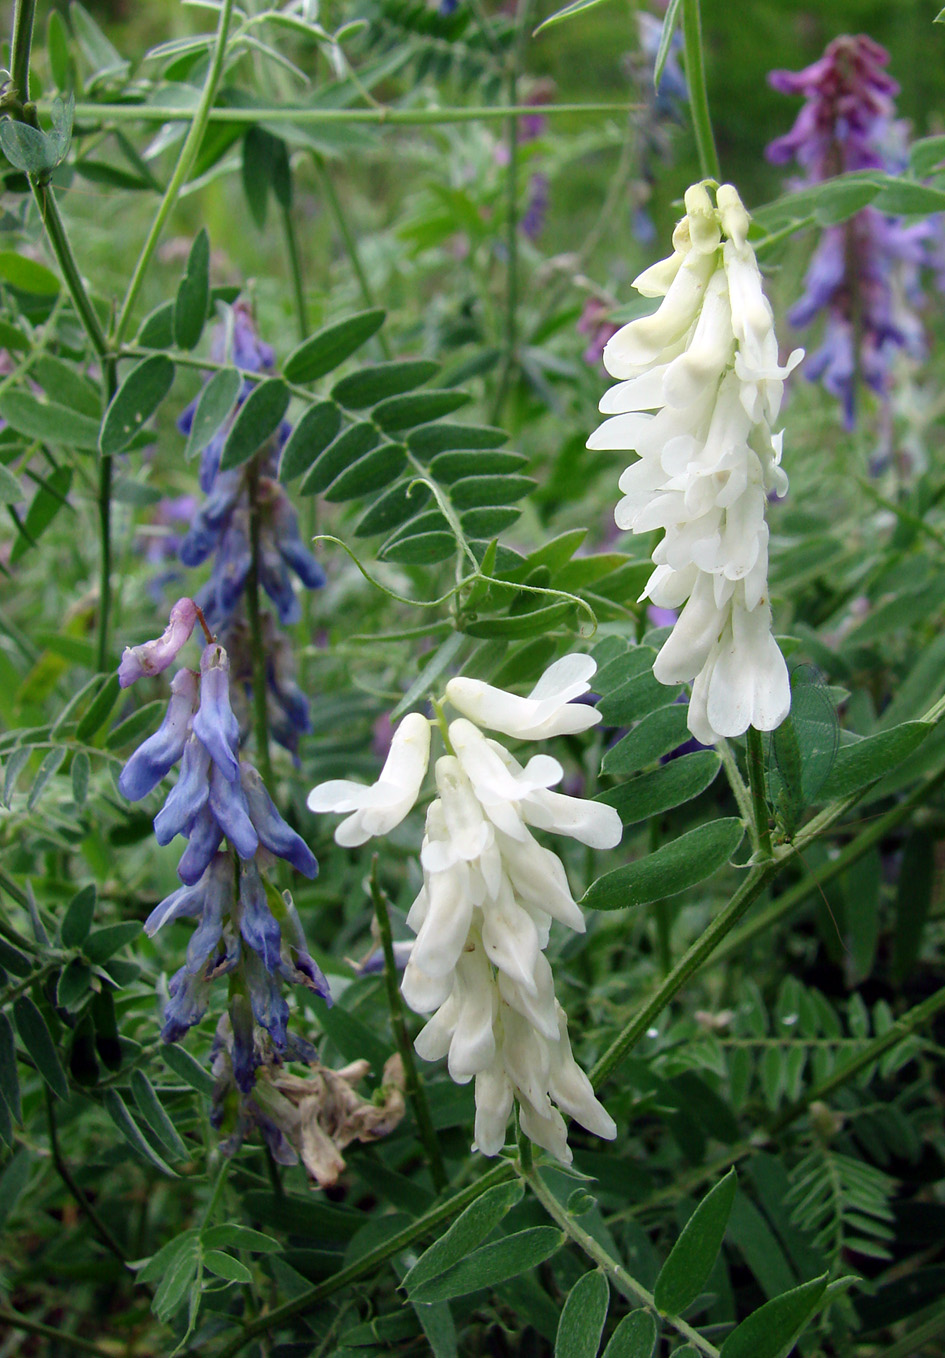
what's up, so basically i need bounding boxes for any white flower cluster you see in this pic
[307,655,621,1164]
[588,182,803,744]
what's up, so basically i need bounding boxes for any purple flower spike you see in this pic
[162,967,212,1043]
[238,861,282,974]
[244,950,289,1050]
[278,894,332,1004]
[240,763,318,878]
[193,644,241,781]
[229,989,258,1093]
[209,761,259,860]
[153,735,212,845]
[118,668,199,802]
[260,547,301,625]
[118,598,198,688]
[178,804,225,884]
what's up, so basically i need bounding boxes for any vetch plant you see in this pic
[588,181,802,744]
[309,654,621,1163]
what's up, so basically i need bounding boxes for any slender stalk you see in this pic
[114,0,236,343]
[769,982,945,1134]
[47,101,637,128]
[280,202,309,343]
[245,457,274,788]
[711,764,945,969]
[45,1090,129,1266]
[313,156,391,359]
[216,1160,517,1358]
[0,1307,116,1358]
[746,726,773,858]
[681,0,720,181]
[525,1168,720,1358]
[10,0,36,104]
[717,735,753,827]
[590,864,776,1090]
[369,859,447,1193]
[0,962,59,1009]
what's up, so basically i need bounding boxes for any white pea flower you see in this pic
[307,654,621,1163]
[588,181,803,744]
[306,712,431,846]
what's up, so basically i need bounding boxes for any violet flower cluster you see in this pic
[767,35,930,426]
[118,600,329,1093]
[177,303,325,753]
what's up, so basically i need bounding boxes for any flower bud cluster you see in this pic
[308,655,621,1164]
[118,604,329,1090]
[588,182,802,744]
[175,302,325,753]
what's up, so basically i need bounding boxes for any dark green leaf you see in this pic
[460,506,521,537]
[242,1189,362,1240]
[71,751,90,805]
[0,250,60,296]
[161,1042,215,1096]
[12,995,69,1100]
[27,746,66,810]
[70,1,128,78]
[218,378,289,471]
[75,674,122,741]
[150,1235,200,1323]
[184,367,241,462]
[450,474,535,508]
[332,358,439,408]
[103,1088,177,1176]
[411,1226,563,1303]
[354,479,430,535]
[61,884,96,947]
[409,423,508,456]
[138,1228,199,1286]
[0,1012,22,1124]
[718,1274,829,1358]
[0,390,99,449]
[100,355,176,457]
[300,421,380,496]
[463,601,574,638]
[84,921,143,964]
[873,178,945,215]
[242,125,274,228]
[0,938,31,976]
[324,443,406,502]
[283,309,386,383]
[654,1169,737,1315]
[374,389,470,432]
[381,530,456,566]
[555,1269,609,1358]
[202,1224,281,1253]
[174,228,210,350]
[278,400,341,481]
[203,1249,253,1283]
[131,1070,191,1161]
[599,751,720,825]
[430,449,528,482]
[602,704,691,775]
[57,959,93,1010]
[818,722,929,801]
[105,701,169,751]
[404,1181,524,1294]
[598,669,680,725]
[534,0,612,35]
[0,1150,30,1233]
[10,465,74,564]
[584,818,745,911]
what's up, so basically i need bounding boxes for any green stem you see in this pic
[717,735,753,827]
[47,100,637,128]
[0,1306,116,1358]
[369,859,447,1193]
[681,0,720,181]
[525,1167,720,1358]
[769,982,945,1135]
[711,765,945,969]
[216,1160,517,1358]
[0,961,59,1009]
[245,459,274,787]
[313,155,391,359]
[10,0,36,106]
[746,726,773,858]
[45,1090,129,1267]
[114,0,236,343]
[280,202,309,343]
[590,864,776,1090]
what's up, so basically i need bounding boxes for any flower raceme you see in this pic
[308,655,621,1164]
[588,181,803,745]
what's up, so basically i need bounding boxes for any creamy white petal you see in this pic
[308,711,430,845]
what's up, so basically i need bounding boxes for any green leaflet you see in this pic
[583,818,745,911]
[653,1169,737,1316]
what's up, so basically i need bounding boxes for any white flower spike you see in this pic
[307,653,621,1163]
[588,180,803,744]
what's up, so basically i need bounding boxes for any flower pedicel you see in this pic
[308,654,621,1165]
